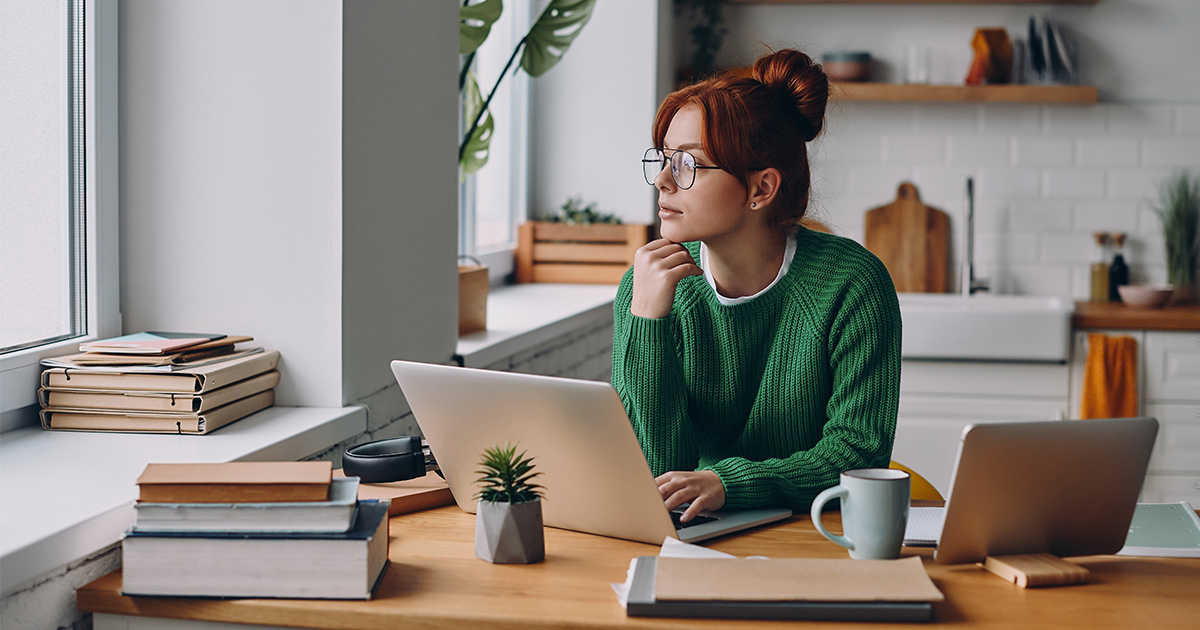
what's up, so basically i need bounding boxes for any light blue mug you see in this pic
[811,468,910,560]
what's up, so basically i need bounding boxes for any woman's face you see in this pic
[654,104,754,245]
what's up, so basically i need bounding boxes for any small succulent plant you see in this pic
[546,196,622,226]
[474,442,544,503]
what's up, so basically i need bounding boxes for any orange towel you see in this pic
[1080,333,1139,419]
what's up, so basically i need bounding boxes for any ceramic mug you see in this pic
[811,468,910,560]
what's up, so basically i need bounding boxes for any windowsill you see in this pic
[0,405,366,597]
[454,283,618,368]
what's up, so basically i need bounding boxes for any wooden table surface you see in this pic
[77,505,1200,630]
[1072,300,1200,331]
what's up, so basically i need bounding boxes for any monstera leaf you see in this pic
[521,0,596,77]
[459,0,503,56]
[461,70,495,175]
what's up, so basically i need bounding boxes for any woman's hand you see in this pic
[656,470,726,523]
[631,239,702,319]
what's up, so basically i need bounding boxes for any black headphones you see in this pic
[342,436,442,484]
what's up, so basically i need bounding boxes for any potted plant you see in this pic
[1151,171,1199,305]
[474,442,546,564]
[516,196,651,284]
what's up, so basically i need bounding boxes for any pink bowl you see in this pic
[1117,284,1174,308]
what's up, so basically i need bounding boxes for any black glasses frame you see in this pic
[642,147,722,190]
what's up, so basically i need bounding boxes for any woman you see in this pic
[612,49,902,523]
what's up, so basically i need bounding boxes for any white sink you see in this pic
[898,293,1074,362]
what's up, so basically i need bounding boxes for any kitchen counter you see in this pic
[1072,300,1200,331]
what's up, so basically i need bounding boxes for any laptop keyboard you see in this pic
[671,510,719,529]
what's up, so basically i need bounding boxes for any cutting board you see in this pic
[863,182,949,293]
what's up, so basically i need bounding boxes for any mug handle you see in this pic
[810,485,855,551]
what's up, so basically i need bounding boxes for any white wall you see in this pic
[712,0,1200,299]
[530,0,667,225]
[120,0,457,408]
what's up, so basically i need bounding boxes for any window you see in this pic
[459,0,531,281]
[0,0,119,432]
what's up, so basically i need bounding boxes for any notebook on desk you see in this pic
[389,360,791,545]
[901,417,1158,564]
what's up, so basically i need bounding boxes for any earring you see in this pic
[751,202,757,208]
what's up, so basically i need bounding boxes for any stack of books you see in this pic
[37,332,280,434]
[122,461,391,600]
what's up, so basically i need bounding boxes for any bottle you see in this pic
[1089,232,1110,303]
[1109,232,1129,303]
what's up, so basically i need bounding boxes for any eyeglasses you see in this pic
[642,148,724,190]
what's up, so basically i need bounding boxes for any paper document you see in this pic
[1117,502,1200,558]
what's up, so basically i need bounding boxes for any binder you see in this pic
[39,371,280,413]
[41,349,279,393]
[39,390,275,434]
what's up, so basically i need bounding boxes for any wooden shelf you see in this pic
[832,82,1098,103]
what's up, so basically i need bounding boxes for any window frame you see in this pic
[0,0,120,433]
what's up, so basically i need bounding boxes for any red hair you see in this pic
[652,49,829,232]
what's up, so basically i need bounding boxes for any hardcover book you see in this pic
[135,476,360,533]
[121,499,390,600]
[80,332,228,355]
[137,460,333,503]
[39,389,275,435]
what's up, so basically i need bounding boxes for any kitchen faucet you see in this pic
[961,177,989,296]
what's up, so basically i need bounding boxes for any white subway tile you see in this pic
[1010,200,1073,231]
[883,135,946,165]
[980,105,1043,135]
[1005,265,1072,297]
[849,166,917,198]
[915,104,980,134]
[1137,207,1162,235]
[1108,167,1172,201]
[1177,105,1200,134]
[1069,266,1091,301]
[973,198,1009,231]
[1073,201,1140,233]
[816,133,883,165]
[973,232,1039,264]
[1143,138,1200,169]
[978,168,1041,198]
[834,102,915,133]
[912,166,977,199]
[1046,106,1106,135]
[947,136,1010,167]
[1041,233,1100,264]
[1107,104,1173,135]
[1043,169,1105,199]
[1076,137,1139,167]
[1014,137,1074,167]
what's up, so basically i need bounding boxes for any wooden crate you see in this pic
[515,222,651,284]
[458,264,488,335]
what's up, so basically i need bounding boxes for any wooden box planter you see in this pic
[458,264,488,336]
[515,222,651,284]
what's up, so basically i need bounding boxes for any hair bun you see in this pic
[751,49,829,142]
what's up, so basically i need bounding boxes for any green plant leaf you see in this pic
[460,0,504,56]
[461,71,495,174]
[520,0,596,77]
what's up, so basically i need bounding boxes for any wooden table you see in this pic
[77,505,1200,630]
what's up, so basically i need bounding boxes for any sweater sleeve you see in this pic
[706,254,903,511]
[611,269,699,476]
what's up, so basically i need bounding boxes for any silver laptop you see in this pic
[903,417,1158,564]
[389,360,791,544]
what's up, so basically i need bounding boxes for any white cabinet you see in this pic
[1069,330,1200,505]
[893,361,1069,497]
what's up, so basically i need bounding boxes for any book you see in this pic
[626,556,942,622]
[334,468,454,516]
[39,371,280,413]
[39,389,275,435]
[137,460,333,503]
[135,477,360,533]
[121,499,390,599]
[50,336,253,367]
[41,349,278,390]
[80,332,228,355]
[1117,502,1200,558]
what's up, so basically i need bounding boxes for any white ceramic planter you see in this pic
[475,498,545,564]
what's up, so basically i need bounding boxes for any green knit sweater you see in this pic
[611,228,902,512]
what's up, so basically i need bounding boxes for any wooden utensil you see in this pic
[863,182,949,293]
